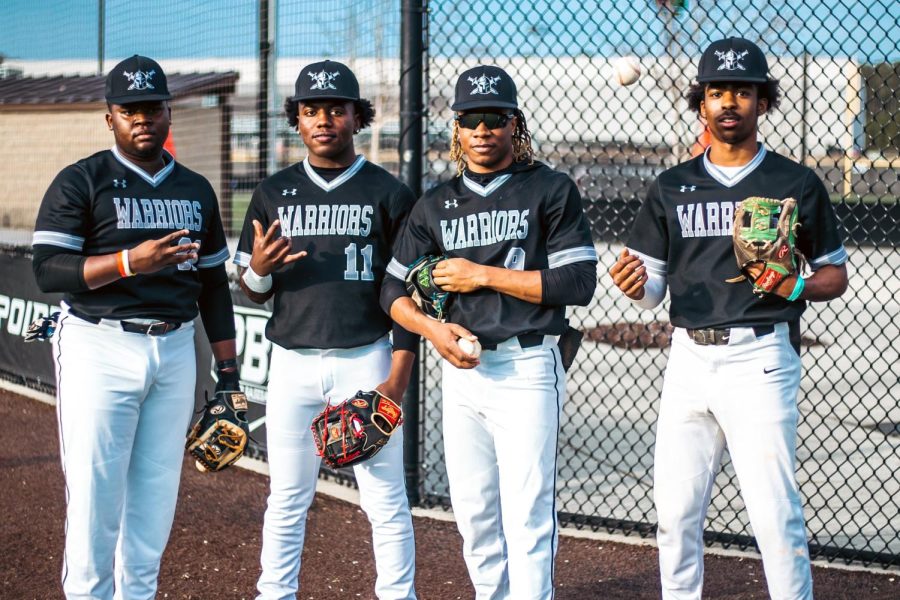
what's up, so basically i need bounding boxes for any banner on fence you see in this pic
[0,250,274,455]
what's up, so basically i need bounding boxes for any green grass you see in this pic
[226,192,253,235]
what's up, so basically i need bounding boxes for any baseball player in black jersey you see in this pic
[234,61,417,600]
[610,38,849,600]
[31,55,238,600]
[381,65,597,599]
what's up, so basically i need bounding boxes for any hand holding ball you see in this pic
[457,337,482,358]
[612,56,641,86]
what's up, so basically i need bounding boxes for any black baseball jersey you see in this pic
[627,146,847,329]
[234,156,415,349]
[385,161,597,347]
[33,147,230,322]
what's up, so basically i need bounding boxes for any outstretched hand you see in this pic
[249,219,307,276]
[128,229,198,275]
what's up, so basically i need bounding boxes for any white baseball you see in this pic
[457,337,482,358]
[612,56,641,86]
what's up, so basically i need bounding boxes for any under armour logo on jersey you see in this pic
[308,70,339,91]
[714,49,749,72]
[680,185,696,192]
[468,73,500,95]
[123,69,156,91]
[282,188,297,196]
[113,179,127,188]
[445,199,458,209]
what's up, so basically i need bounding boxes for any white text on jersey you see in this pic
[113,197,204,231]
[440,209,529,251]
[676,201,739,238]
[277,204,373,237]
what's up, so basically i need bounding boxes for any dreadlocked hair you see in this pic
[449,109,535,176]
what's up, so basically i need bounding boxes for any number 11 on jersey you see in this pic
[344,243,374,281]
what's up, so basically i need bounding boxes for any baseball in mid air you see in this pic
[458,337,482,358]
[612,56,641,86]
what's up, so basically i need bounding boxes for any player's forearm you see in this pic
[380,348,415,401]
[82,254,133,289]
[797,263,848,302]
[198,265,237,342]
[390,296,442,340]
[631,270,666,309]
[478,265,543,304]
[32,246,125,291]
[210,339,238,364]
[540,261,597,306]
[237,267,274,304]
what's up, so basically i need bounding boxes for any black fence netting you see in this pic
[0,0,898,569]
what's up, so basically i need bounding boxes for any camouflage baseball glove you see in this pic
[728,197,803,297]
[310,390,403,469]
[185,361,249,472]
[405,254,453,321]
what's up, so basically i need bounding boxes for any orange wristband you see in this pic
[116,250,128,278]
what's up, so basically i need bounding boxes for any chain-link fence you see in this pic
[421,0,900,568]
[1,0,898,570]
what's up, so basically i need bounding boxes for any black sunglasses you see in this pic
[455,112,514,130]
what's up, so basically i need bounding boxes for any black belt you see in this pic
[68,308,182,336]
[685,324,774,346]
[481,332,545,351]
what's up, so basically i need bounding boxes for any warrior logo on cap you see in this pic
[123,69,156,91]
[468,73,500,96]
[308,70,339,91]
[714,49,749,72]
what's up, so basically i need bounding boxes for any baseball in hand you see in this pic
[612,56,641,86]
[457,337,482,358]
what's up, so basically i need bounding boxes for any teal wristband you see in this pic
[787,276,805,302]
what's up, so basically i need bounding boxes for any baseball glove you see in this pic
[185,361,249,472]
[727,197,803,297]
[405,254,453,321]
[310,390,403,469]
[24,311,60,342]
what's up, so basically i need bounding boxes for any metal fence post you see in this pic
[399,0,425,505]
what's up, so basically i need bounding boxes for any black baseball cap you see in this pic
[290,60,360,102]
[697,37,768,83]
[105,55,171,105]
[451,65,518,112]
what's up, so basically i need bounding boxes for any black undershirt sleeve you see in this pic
[391,321,419,353]
[540,260,597,307]
[380,276,408,316]
[32,245,89,293]
[197,264,236,343]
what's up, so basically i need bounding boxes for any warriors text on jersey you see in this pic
[234,156,415,349]
[627,146,847,329]
[33,147,230,321]
[386,161,597,347]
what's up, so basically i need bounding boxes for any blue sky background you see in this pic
[2,0,898,63]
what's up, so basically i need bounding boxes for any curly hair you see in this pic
[449,109,534,176]
[685,78,782,114]
[283,98,375,130]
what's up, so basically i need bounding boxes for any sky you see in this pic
[2,0,898,64]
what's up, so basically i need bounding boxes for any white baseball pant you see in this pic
[52,307,196,600]
[442,335,565,600]
[654,322,812,600]
[256,336,416,600]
